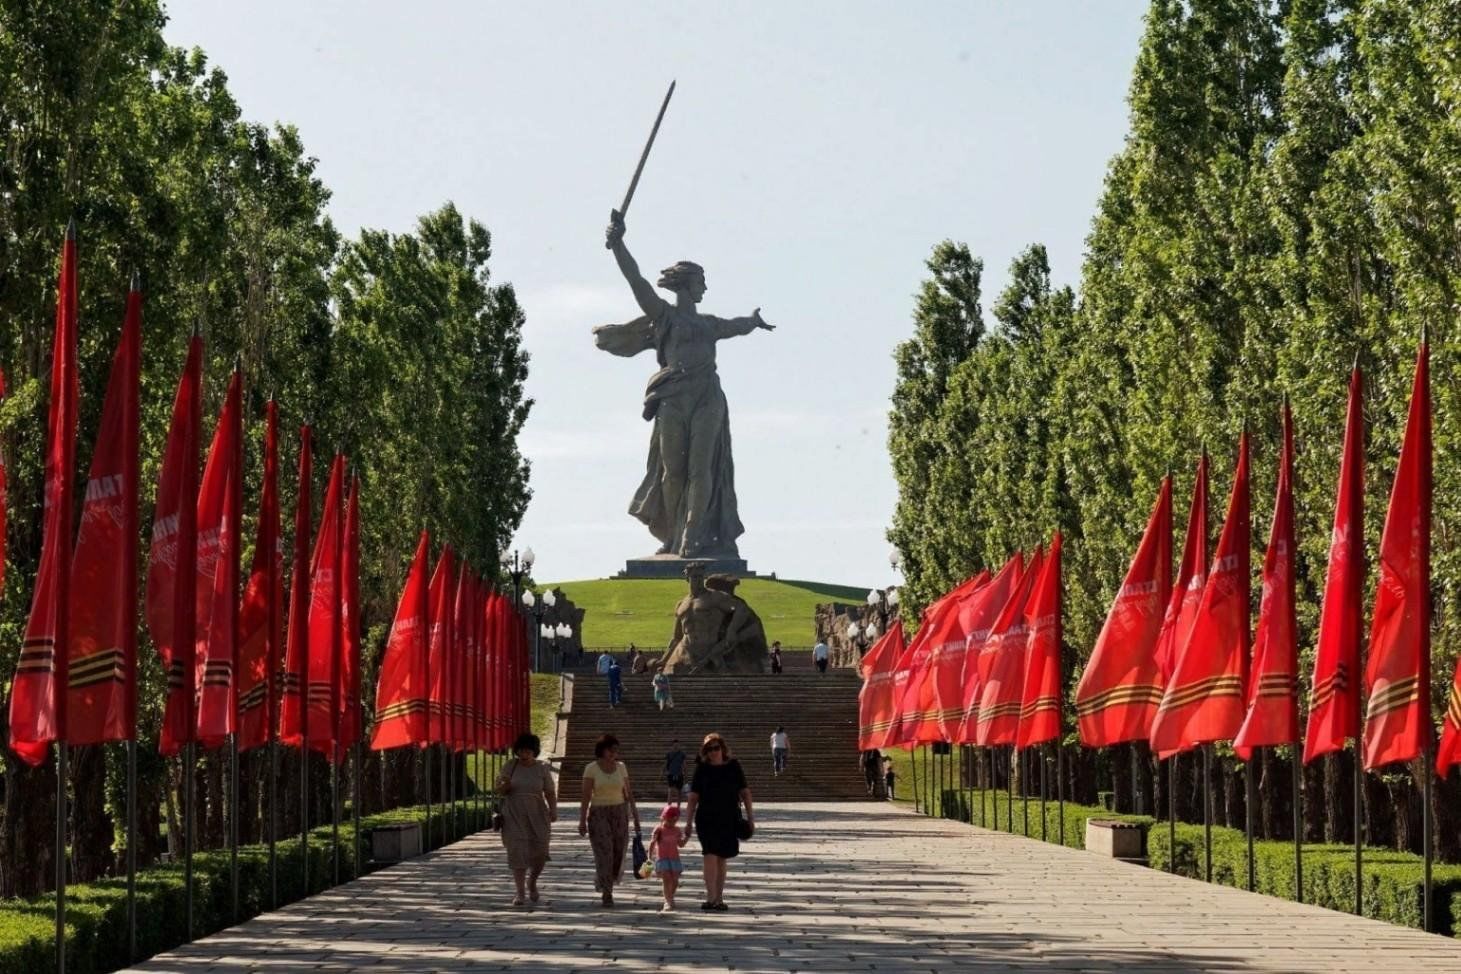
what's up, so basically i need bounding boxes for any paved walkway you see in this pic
[125,802,1461,973]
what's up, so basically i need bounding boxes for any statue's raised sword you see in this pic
[606,80,676,246]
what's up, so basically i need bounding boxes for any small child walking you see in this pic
[650,804,685,911]
[652,670,673,711]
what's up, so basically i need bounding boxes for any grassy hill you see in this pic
[546,577,869,649]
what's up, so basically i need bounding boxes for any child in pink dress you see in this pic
[650,804,685,912]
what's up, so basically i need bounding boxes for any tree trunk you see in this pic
[70,744,114,882]
[0,744,57,897]
[1323,751,1347,843]
[1258,749,1276,839]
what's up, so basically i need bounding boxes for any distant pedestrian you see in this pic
[770,726,790,775]
[597,651,613,675]
[607,658,624,707]
[664,739,687,802]
[861,749,882,796]
[813,639,830,674]
[649,804,686,912]
[496,732,557,906]
[579,734,642,907]
[626,644,640,672]
[883,757,896,800]
[769,642,783,674]
[684,733,754,911]
[653,670,673,710]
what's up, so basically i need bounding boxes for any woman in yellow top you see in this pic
[579,733,642,906]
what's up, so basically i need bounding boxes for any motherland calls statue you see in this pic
[594,211,773,560]
[659,563,768,674]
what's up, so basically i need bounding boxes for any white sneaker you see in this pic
[660,902,675,913]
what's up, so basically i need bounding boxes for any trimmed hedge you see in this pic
[0,801,490,974]
[1147,820,1461,938]
[939,788,1153,851]
[941,787,1461,938]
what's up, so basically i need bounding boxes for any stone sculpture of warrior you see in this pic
[594,210,773,558]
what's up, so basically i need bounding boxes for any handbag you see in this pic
[735,809,754,841]
[631,830,649,877]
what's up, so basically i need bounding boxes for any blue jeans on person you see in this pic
[773,748,788,774]
[609,676,623,706]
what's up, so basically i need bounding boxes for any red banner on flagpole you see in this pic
[10,225,80,765]
[974,548,1044,747]
[237,400,281,752]
[858,622,907,751]
[1439,660,1461,777]
[1236,407,1298,760]
[279,427,312,748]
[1151,435,1250,759]
[336,477,362,751]
[896,569,992,745]
[425,547,455,746]
[195,370,243,750]
[0,366,7,599]
[1305,366,1365,765]
[370,532,431,750]
[1363,344,1431,770]
[1076,477,1171,747]
[67,275,140,746]
[146,335,203,758]
[1018,533,1063,750]
[305,455,344,760]
[1153,455,1209,688]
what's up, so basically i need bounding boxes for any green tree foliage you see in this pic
[888,0,1461,857]
[0,1,531,894]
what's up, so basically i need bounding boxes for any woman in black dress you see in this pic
[683,732,755,911]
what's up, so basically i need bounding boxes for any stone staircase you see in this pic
[559,670,871,803]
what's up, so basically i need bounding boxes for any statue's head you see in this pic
[684,561,709,592]
[658,261,706,304]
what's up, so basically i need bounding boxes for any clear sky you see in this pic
[164,1,1146,588]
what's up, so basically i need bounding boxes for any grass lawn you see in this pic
[546,576,871,648]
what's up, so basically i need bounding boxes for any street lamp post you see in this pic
[522,587,556,672]
[554,622,573,674]
[501,547,535,610]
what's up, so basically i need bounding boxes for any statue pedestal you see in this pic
[618,554,757,579]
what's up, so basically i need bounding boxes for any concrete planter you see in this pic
[1085,819,1146,864]
[371,823,422,863]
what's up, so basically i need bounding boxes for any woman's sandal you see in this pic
[511,896,526,907]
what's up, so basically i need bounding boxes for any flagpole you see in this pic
[332,754,340,885]
[301,746,309,895]
[1202,745,1213,883]
[55,742,68,974]
[1006,746,1014,834]
[1422,746,1433,933]
[185,743,195,940]
[1353,747,1362,915]
[353,741,362,879]
[425,746,434,849]
[269,738,278,908]
[127,738,137,961]
[230,735,240,921]
[1056,738,1064,846]
[1292,747,1303,903]
[1167,756,1176,874]
[1021,748,1029,837]
[1245,753,1255,891]
[1131,744,1141,815]
[979,749,987,827]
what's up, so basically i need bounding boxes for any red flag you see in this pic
[278,427,312,747]
[892,570,996,746]
[858,622,907,750]
[947,562,1023,744]
[1363,344,1431,770]
[425,547,455,745]
[67,274,141,745]
[452,566,469,749]
[305,455,344,759]
[10,224,80,765]
[974,547,1044,747]
[336,477,362,750]
[1076,477,1172,746]
[146,334,203,757]
[195,370,243,749]
[1304,365,1364,764]
[371,532,431,750]
[1018,533,1063,750]
[1439,658,1461,776]
[483,589,500,751]
[1151,434,1250,759]
[896,570,992,744]
[237,400,281,752]
[472,576,485,750]
[1154,455,1209,686]
[1235,407,1298,760]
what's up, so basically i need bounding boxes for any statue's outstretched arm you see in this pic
[606,210,666,318]
[711,307,775,340]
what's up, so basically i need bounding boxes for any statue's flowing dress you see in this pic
[594,306,753,556]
